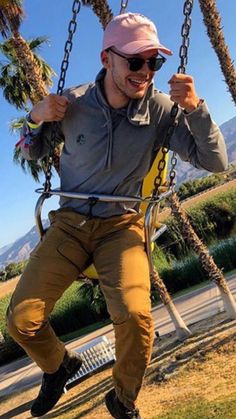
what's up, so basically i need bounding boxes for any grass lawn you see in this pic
[1,312,235,418]
[153,395,236,418]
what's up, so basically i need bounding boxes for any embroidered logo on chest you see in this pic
[77,134,86,145]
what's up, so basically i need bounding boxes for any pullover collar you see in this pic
[95,68,153,125]
[94,69,153,170]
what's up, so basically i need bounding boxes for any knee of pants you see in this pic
[113,309,154,338]
[113,310,155,361]
[6,300,45,342]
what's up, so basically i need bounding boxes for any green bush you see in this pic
[49,282,103,336]
[152,247,171,272]
[210,237,236,272]
[160,255,205,294]
[159,189,236,259]
[178,173,222,200]
[157,235,236,294]
[5,261,27,279]
[0,271,7,281]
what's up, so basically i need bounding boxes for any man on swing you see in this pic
[7,12,227,419]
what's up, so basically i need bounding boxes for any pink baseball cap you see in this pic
[102,13,172,56]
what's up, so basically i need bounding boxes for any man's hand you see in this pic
[30,94,70,124]
[168,74,200,113]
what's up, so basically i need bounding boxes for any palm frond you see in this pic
[0,36,55,107]
[13,146,43,182]
[9,115,27,133]
[28,36,50,51]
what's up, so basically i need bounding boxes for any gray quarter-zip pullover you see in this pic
[20,69,228,217]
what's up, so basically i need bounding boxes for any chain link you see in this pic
[153,104,178,195]
[120,0,129,14]
[178,0,194,74]
[153,0,194,196]
[44,0,81,193]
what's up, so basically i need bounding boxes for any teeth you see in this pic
[130,79,144,84]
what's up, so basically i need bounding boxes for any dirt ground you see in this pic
[0,276,20,299]
[0,312,235,419]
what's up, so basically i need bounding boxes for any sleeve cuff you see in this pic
[26,113,43,129]
[183,99,205,115]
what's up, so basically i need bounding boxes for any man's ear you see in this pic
[101,50,110,69]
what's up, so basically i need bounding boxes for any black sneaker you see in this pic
[31,350,82,417]
[105,388,141,419]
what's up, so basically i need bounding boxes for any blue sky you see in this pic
[0,0,236,248]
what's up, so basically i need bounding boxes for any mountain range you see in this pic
[0,115,236,268]
[0,221,49,269]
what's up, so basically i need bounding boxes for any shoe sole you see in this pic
[105,392,117,418]
[63,356,83,391]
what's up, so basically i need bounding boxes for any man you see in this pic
[7,12,227,419]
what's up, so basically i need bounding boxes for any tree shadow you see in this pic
[1,317,235,418]
[151,317,236,366]
[0,374,112,418]
[0,399,32,419]
[147,318,236,385]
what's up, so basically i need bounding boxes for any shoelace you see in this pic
[126,408,140,418]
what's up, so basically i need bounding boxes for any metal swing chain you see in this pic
[153,0,194,197]
[120,0,129,14]
[44,0,81,193]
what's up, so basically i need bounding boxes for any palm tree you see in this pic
[0,1,54,176]
[170,191,236,319]
[0,0,48,102]
[151,268,192,340]
[198,0,236,104]
[0,36,56,180]
[0,36,54,109]
[82,0,113,29]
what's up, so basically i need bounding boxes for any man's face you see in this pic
[103,48,158,104]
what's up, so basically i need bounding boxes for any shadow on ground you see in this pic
[146,317,236,385]
[1,315,236,419]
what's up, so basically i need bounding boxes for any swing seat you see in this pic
[35,150,171,280]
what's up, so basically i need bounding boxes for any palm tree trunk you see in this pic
[82,0,113,29]
[151,268,192,341]
[10,31,48,103]
[198,0,236,104]
[170,192,236,319]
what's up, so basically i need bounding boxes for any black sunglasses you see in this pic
[108,48,166,72]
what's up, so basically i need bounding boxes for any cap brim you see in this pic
[117,40,173,56]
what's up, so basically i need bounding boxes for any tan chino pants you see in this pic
[7,208,154,409]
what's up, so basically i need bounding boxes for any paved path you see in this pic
[0,274,235,398]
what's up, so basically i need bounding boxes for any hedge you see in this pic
[158,189,236,259]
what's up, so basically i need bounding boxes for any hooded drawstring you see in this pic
[95,68,153,171]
